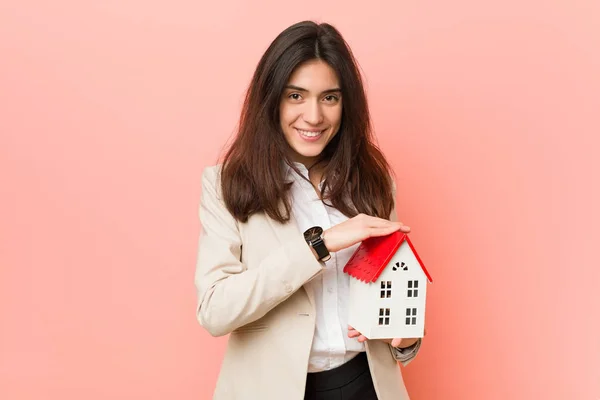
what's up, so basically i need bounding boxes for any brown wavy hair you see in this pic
[217,21,395,224]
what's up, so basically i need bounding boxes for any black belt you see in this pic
[305,352,370,391]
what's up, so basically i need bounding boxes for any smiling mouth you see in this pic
[296,128,325,137]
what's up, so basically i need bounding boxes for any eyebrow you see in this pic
[284,85,342,94]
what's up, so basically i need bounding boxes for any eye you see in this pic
[288,93,302,101]
[324,94,339,103]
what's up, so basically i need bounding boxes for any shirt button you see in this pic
[284,281,293,293]
[327,287,334,293]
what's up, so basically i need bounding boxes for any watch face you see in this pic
[304,226,323,241]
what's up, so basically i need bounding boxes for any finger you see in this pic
[357,335,368,342]
[348,329,361,338]
[369,225,404,236]
[391,338,403,347]
[364,216,403,228]
[374,219,407,229]
[395,221,411,232]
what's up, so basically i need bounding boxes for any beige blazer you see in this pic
[195,164,420,400]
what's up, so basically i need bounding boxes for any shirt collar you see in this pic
[281,159,309,179]
[281,159,329,193]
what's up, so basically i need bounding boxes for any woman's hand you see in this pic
[348,325,424,348]
[322,214,410,253]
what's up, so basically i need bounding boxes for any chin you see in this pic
[294,147,324,158]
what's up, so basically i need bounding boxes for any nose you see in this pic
[302,99,324,125]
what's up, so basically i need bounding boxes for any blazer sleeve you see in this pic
[389,338,422,367]
[194,166,325,337]
[387,177,423,366]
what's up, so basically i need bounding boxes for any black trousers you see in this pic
[303,352,378,400]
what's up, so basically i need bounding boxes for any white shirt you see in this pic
[283,161,421,373]
[284,161,363,372]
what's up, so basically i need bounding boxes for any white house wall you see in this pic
[348,277,374,338]
[369,242,427,339]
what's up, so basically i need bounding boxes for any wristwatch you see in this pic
[303,226,331,262]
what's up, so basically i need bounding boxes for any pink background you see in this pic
[1,1,599,399]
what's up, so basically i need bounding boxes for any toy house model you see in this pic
[343,231,433,340]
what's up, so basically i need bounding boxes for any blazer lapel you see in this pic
[265,198,317,311]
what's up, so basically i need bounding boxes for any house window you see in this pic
[380,281,392,298]
[405,308,417,325]
[407,280,419,297]
[393,261,408,271]
[378,308,390,325]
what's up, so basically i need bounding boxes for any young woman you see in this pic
[195,21,423,400]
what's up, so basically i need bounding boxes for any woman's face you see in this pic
[279,59,342,167]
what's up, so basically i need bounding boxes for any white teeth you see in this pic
[298,129,323,137]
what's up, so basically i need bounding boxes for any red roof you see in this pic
[343,231,433,283]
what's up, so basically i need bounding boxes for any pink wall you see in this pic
[1,1,598,399]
